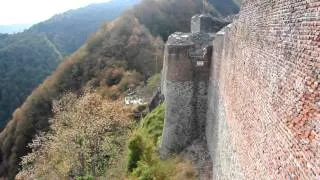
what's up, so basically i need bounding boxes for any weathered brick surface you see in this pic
[207,0,320,179]
[207,28,245,180]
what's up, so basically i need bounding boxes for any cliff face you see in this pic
[162,0,320,179]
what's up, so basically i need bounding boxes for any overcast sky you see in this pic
[0,0,110,25]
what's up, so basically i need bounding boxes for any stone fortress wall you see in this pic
[207,0,320,179]
[160,15,217,157]
[161,0,320,179]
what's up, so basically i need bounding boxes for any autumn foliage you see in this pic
[16,92,132,179]
[0,16,163,178]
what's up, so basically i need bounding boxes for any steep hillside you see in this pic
[0,0,139,128]
[125,104,196,180]
[28,0,141,55]
[0,32,62,128]
[0,15,163,178]
[0,0,239,178]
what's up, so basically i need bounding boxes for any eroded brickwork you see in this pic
[208,0,320,179]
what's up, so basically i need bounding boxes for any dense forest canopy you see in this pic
[0,0,139,128]
[0,32,61,128]
[0,0,239,178]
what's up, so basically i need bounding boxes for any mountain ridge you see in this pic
[28,0,141,55]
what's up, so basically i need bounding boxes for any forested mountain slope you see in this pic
[0,0,239,178]
[208,0,240,16]
[0,0,139,128]
[0,14,163,179]
[0,32,62,128]
[28,0,141,55]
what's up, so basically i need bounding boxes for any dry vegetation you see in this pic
[15,94,197,180]
[16,99,197,179]
[0,16,163,178]
[17,92,132,179]
[0,0,139,129]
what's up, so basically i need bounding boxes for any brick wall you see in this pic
[207,0,320,179]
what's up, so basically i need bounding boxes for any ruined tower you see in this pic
[160,14,220,157]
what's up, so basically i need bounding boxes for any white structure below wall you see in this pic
[124,96,145,105]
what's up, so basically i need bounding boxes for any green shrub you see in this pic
[141,103,165,145]
[126,104,164,174]
[126,104,197,180]
[76,175,94,180]
[127,134,144,173]
[147,73,161,90]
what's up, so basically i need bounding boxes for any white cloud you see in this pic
[0,0,110,25]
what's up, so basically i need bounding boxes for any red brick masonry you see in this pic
[210,0,320,179]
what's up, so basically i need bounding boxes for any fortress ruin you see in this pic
[160,0,320,179]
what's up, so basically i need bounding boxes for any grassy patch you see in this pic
[147,73,161,91]
[126,104,197,180]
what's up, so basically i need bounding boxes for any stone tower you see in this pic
[160,14,219,157]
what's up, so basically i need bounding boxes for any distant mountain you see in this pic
[0,24,31,34]
[0,0,139,128]
[209,0,240,16]
[28,0,141,55]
